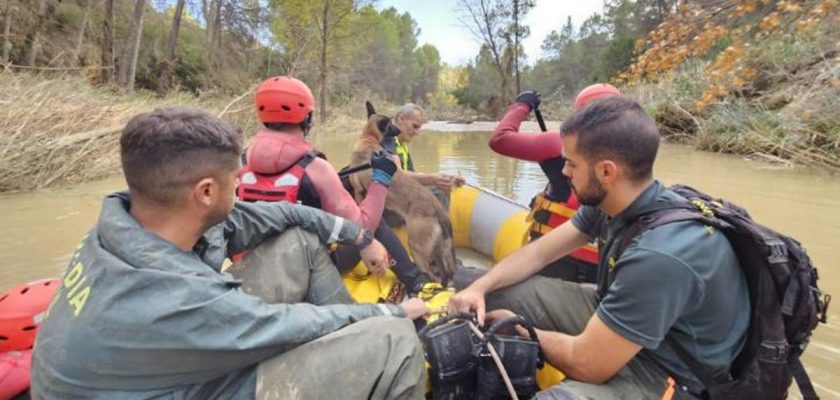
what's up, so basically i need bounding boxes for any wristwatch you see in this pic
[354,229,375,250]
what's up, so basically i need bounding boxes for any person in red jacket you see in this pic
[239,76,432,294]
[489,84,621,283]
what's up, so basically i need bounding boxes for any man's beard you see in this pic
[573,170,608,206]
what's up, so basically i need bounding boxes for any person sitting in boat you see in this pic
[380,103,465,206]
[239,76,434,295]
[451,96,749,400]
[30,107,429,400]
[489,84,621,283]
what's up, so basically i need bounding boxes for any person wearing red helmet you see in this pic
[488,84,621,283]
[241,76,433,294]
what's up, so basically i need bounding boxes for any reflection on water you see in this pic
[1,128,839,398]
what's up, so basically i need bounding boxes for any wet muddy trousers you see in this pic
[228,228,426,400]
[486,276,700,400]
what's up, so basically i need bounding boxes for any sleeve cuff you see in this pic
[336,217,362,245]
[571,215,594,239]
[377,304,406,318]
[595,307,661,349]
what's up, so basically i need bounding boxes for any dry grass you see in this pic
[0,71,381,192]
[621,23,840,170]
[0,71,248,191]
[1,72,189,191]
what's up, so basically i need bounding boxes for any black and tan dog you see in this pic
[345,102,457,284]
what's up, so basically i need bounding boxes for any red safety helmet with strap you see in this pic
[572,83,622,111]
[0,278,59,351]
[255,76,315,124]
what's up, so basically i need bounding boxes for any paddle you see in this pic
[533,107,548,133]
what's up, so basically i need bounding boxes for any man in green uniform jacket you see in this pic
[31,108,429,400]
[451,97,749,399]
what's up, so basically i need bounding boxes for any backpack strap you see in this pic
[298,150,322,168]
[597,201,703,299]
[295,150,323,208]
[790,355,820,400]
[607,200,733,395]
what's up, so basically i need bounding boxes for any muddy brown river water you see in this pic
[1,123,838,398]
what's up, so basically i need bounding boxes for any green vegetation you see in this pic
[1,0,838,192]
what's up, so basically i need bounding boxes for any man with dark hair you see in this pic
[488,84,621,282]
[451,97,749,399]
[31,107,429,400]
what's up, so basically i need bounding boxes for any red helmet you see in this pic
[255,76,315,124]
[0,278,59,351]
[573,83,622,111]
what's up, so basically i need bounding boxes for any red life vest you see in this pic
[237,150,319,204]
[527,192,599,265]
[232,150,320,263]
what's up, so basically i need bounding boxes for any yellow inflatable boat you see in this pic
[342,183,531,304]
[341,184,566,388]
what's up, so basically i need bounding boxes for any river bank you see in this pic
[2,70,837,194]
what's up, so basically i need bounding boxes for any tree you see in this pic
[72,0,94,66]
[271,0,371,119]
[24,0,62,66]
[201,0,225,52]
[118,0,147,91]
[508,0,534,94]
[412,44,441,103]
[457,0,511,113]
[101,0,115,84]
[314,0,362,119]
[157,0,187,97]
[1,0,14,65]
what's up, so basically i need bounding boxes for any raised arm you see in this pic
[307,157,387,231]
[489,103,564,162]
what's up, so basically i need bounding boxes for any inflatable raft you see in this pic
[341,184,566,388]
[343,183,531,304]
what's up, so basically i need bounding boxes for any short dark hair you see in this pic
[560,96,660,182]
[120,108,243,205]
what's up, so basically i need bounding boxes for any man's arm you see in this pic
[450,221,590,324]
[105,285,408,382]
[308,158,387,231]
[489,103,564,162]
[476,221,589,294]
[223,201,362,255]
[536,314,642,383]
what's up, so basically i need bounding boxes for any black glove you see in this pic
[515,90,541,111]
[384,122,401,138]
[370,150,397,186]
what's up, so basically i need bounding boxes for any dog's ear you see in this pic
[365,101,376,118]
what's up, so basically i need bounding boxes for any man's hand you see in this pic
[515,90,542,111]
[484,309,531,337]
[359,239,390,276]
[432,173,465,192]
[399,297,431,320]
[449,287,488,325]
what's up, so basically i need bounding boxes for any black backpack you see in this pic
[611,184,831,400]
